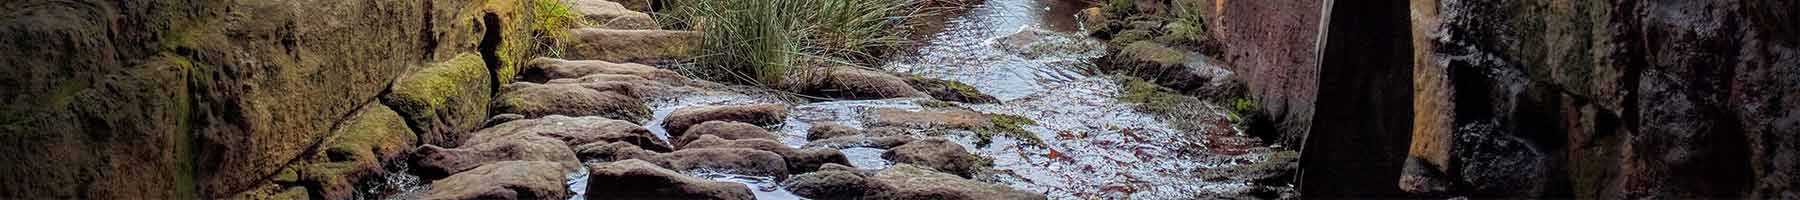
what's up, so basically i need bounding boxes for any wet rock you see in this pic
[662,103,790,138]
[463,115,671,152]
[421,161,577,200]
[682,135,852,174]
[872,164,1046,200]
[868,108,992,130]
[797,67,931,100]
[295,103,418,199]
[574,141,661,162]
[382,54,492,147]
[522,57,690,84]
[572,0,658,29]
[411,136,580,179]
[802,135,918,150]
[674,121,779,147]
[657,148,791,180]
[905,77,1000,104]
[586,159,755,200]
[494,82,651,122]
[1102,41,1239,97]
[807,121,861,141]
[561,29,699,64]
[882,137,988,178]
[783,164,890,199]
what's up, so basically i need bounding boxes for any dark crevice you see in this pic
[419,0,439,60]
[479,13,504,97]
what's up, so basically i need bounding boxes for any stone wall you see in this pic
[1405,0,1797,198]
[0,0,537,198]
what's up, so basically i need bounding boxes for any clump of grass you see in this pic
[658,0,931,86]
[529,0,589,57]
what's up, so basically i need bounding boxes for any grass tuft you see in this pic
[659,0,933,86]
[530,0,589,57]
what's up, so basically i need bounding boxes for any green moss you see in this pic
[271,187,310,200]
[389,54,488,117]
[982,113,1042,146]
[1119,76,1184,109]
[917,99,961,109]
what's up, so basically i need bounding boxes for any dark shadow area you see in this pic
[1297,0,1414,197]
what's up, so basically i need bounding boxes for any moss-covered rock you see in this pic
[905,76,999,104]
[383,53,492,147]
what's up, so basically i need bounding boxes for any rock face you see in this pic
[586,159,756,200]
[294,103,418,200]
[661,103,790,137]
[421,161,576,200]
[561,29,699,64]
[1402,0,1799,198]
[1208,0,1323,146]
[0,0,535,198]
[495,82,651,122]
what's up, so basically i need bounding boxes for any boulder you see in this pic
[662,103,790,137]
[904,77,999,104]
[867,108,992,130]
[806,121,861,141]
[674,121,779,147]
[785,163,1045,200]
[782,164,890,199]
[521,57,690,84]
[494,82,651,122]
[586,159,755,200]
[294,103,418,199]
[797,67,930,100]
[682,135,852,174]
[802,135,918,150]
[572,0,658,29]
[561,29,699,64]
[421,161,577,200]
[655,148,791,180]
[882,137,988,178]
[1101,41,1239,97]
[411,136,579,179]
[871,164,1047,200]
[574,141,661,162]
[383,53,493,147]
[463,115,670,152]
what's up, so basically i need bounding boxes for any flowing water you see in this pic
[377,0,1294,199]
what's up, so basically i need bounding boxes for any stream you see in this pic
[373,0,1294,199]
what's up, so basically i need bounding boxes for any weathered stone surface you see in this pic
[495,82,651,122]
[797,67,931,100]
[870,164,1046,200]
[411,135,579,179]
[868,108,991,130]
[662,103,789,138]
[384,53,492,147]
[295,103,418,200]
[572,0,658,29]
[0,0,536,197]
[882,137,988,178]
[674,121,779,147]
[1102,41,1241,98]
[463,115,670,152]
[575,141,662,162]
[656,148,791,180]
[421,161,576,200]
[561,29,699,64]
[586,159,755,200]
[806,121,861,141]
[783,163,1044,200]
[904,77,1000,104]
[1210,0,1322,146]
[682,135,852,174]
[523,57,690,84]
